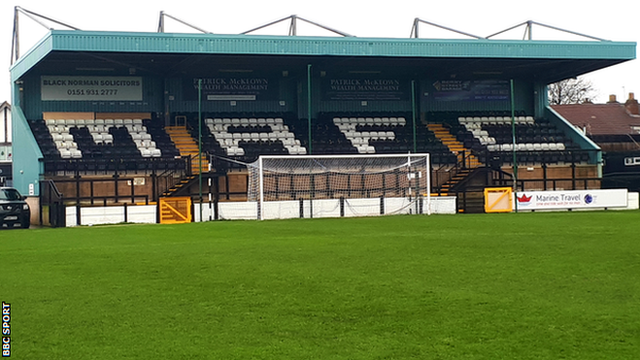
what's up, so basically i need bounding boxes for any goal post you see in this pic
[248,153,431,220]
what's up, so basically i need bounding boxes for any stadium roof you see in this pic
[10,30,636,84]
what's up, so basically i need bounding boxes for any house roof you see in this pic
[552,103,640,136]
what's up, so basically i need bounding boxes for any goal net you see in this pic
[247,154,431,220]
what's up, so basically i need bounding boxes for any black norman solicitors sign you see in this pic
[184,77,278,101]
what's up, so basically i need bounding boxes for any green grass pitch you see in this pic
[1,211,639,359]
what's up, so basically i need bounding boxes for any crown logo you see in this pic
[517,194,532,202]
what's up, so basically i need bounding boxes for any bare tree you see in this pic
[548,77,597,105]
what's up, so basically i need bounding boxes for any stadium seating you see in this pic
[441,112,582,164]
[31,117,184,174]
[190,113,457,164]
[205,117,307,158]
[29,110,590,176]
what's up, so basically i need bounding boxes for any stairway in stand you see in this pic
[165,126,210,175]
[427,123,482,198]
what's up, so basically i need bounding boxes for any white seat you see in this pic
[140,149,152,157]
[104,119,114,126]
[70,149,82,158]
[132,119,143,125]
[59,149,72,158]
[541,143,550,151]
[250,133,260,140]
[351,137,365,145]
[114,119,124,127]
[213,118,223,124]
[123,119,133,125]
[151,149,162,157]
[557,143,566,151]
[141,140,156,148]
[533,143,542,151]
[62,141,77,149]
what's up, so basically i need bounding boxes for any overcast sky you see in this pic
[1,0,638,104]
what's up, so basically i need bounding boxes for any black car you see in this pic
[0,187,31,229]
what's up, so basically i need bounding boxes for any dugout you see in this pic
[9,16,636,217]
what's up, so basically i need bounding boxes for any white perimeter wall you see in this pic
[65,205,156,226]
[204,196,457,221]
[63,192,637,226]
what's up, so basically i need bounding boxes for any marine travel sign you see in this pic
[41,76,143,101]
[515,189,628,210]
